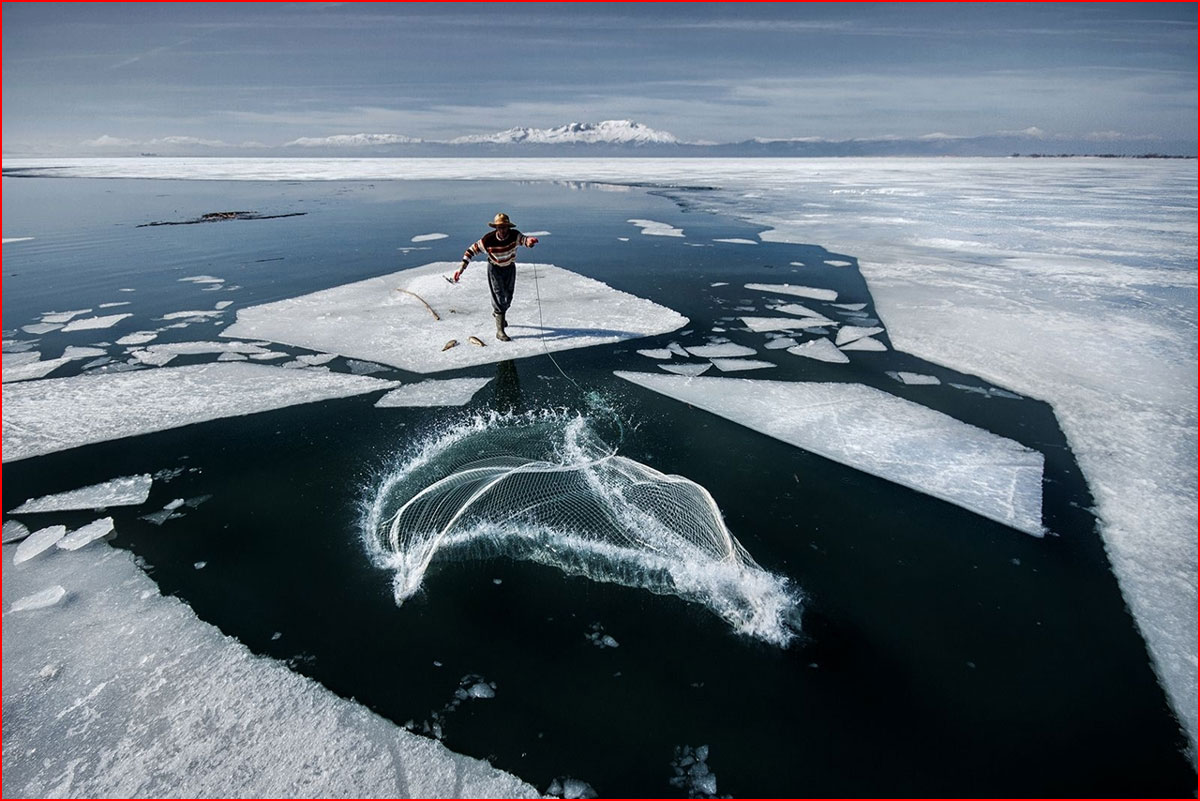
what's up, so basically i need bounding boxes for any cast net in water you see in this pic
[364,411,801,645]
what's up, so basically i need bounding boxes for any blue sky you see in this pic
[3,2,1195,154]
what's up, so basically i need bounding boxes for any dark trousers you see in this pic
[487,262,516,315]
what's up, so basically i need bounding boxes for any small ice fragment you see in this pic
[773,302,825,318]
[600,635,620,648]
[839,336,887,351]
[61,313,133,332]
[183,495,212,509]
[636,349,673,360]
[130,349,177,367]
[2,521,31,544]
[298,353,337,366]
[214,301,233,310]
[40,309,92,324]
[659,363,712,376]
[13,526,67,565]
[272,632,283,640]
[179,275,224,284]
[548,777,598,799]
[832,302,867,311]
[21,323,63,335]
[617,237,629,242]
[666,342,689,357]
[826,260,853,267]
[217,352,247,361]
[141,509,180,526]
[10,586,67,612]
[745,282,838,301]
[785,338,850,364]
[764,337,798,350]
[99,301,132,309]
[116,331,159,346]
[740,316,836,332]
[64,346,108,361]
[164,499,185,511]
[685,343,755,358]
[466,682,495,699]
[950,382,991,396]
[57,517,115,551]
[713,237,757,245]
[249,351,290,361]
[194,561,207,570]
[710,358,775,372]
[492,578,502,585]
[627,219,685,237]
[411,233,449,242]
[345,359,389,375]
[834,326,885,346]
[375,378,492,408]
[161,310,222,321]
[989,388,1023,400]
[888,371,941,386]
[710,282,729,287]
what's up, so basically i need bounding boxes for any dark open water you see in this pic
[2,176,1193,797]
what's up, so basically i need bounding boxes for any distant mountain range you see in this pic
[29,119,1196,158]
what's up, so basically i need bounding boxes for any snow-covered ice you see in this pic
[786,338,850,364]
[684,343,755,358]
[9,585,67,612]
[710,358,776,372]
[13,526,67,565]
[221,262,687,374]
[746,283,838,302]
[375,378,493,408]
[57,517,115,551]
[1,539,539,798]
[12,475,152,514]
[2,354,70,382]
[627,219,684,237]
[740,316,836,332]
[61,313,132,332]
[116,331,159,346]
[2,363,399,463]
[615,372,1044,537]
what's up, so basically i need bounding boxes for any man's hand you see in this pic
[526,236,538,248]
[452,268,464,283]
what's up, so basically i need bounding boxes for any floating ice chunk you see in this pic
[839,336,887,351]
[298,353,337,366]
[831,302,867,311]
[3,521,31,544]
[617,237,629,242]
[745,283,838,302]
[525,230,550,236]
[345,359,390,375]
[660,363,711,376]
[217,352,248,361]
[375,378,492,408]
[164,499,185,511]
[130,349,177,367]
[3,356,71,383]
[713,238,757,245]
[249,351,289,361]
[58,517,115,551]
[763,337,798,350]
[990,387,1023,400]
[2,363,400,463]
[179,275,224,284]
[887,371,941,386]
[214,301,233,310]
[786,339,850,364]
[21,323,62,335]
[3,351,42,369]
[669,745,718,798]
[161,310,223,321]
[411,233,449,242]
[221,262,687,374]
[614,373,1044,536]
[41,309,92,324]
[637,348,673,360]
[950,382,991,397]
[2,237,34,244]
[740,316,836,332]
[773,302,826,318]
[62,346,108,360]
[835,326,885,346]
[117,331,159,346]
[685,343,755,358]
[13,526,67,564]
[710,358,775,372]
[826,260,854,267]
[99,302,132,309]
[465,682,495,699]
[12,475,152,514]
[627,219,684,237]
[61,313,132,332]
[710,282,729,287]
[666,342,689,357]
[10,586,67,612]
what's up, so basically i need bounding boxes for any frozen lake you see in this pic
[2,160,1195,796]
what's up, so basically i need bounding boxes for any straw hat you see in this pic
[488,212,514,228]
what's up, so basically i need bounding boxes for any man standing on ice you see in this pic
[453,212,538,341]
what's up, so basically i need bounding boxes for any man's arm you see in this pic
[520,233,539,248]
[454,239,484,282]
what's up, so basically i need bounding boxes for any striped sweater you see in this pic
[462,229,531,268]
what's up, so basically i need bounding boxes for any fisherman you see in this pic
[453,212,539,341]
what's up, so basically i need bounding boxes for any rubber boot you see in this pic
[494,312,511,342]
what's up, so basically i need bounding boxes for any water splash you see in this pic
[363,410,801,646]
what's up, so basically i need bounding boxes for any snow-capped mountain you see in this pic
[450,120,680,146]
[284,133,424,148]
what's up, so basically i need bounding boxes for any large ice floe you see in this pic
[364,411,802,646]
[222,262,686,374]
[615,373,1044,537]
[2,540,538,797]
[12,474,153,513]
[2,363,398,462]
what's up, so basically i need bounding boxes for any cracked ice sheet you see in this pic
[2,363,399,463]
[614,372,1044,537]
[1,541,539,799]
[221,262,687,374]
[12,475,153,514]
[375,377,493,408]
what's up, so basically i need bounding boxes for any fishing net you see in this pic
[364,411,801,645]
